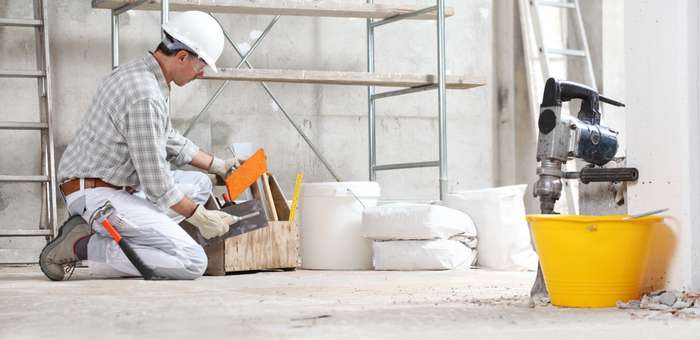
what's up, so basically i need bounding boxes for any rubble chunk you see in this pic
[657,291,677,306]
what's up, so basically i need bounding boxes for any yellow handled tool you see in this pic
[288,172,303,223]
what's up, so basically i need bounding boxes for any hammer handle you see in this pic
[101,219,160,280]
[101,220,122,242]
[117,238,159,280]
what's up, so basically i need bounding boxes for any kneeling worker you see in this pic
[40,11,237,280]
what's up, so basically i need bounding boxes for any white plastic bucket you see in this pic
[299,181,380,270]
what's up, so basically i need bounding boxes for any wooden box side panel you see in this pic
[224,221,299,272]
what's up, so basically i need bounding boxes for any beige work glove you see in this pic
[209,157,241,179]
[185,205,235,239]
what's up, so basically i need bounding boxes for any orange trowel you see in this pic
[224,148,268,201]
[194,148,270,246]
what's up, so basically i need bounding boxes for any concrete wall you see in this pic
[0,0,495,262]
[625,0,700,290]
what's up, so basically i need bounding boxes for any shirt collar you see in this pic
[145,52,170,99]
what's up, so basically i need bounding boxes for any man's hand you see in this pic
[209,157,241,179]
[185,205,235,239]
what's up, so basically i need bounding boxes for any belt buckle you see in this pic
[58,179,74,196]
[58,182,66,198]
[58,178,80,197]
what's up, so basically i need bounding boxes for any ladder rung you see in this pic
[373,161,440,172]
[0,229,53,237]
[537,1,576,9]
[0,175,50,183]
[0,122,48,130]
[545,48,586,57]
[0,18,43,27]
[0,69,46,78]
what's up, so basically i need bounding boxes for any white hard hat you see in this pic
[161,11,225,72]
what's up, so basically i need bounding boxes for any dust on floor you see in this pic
[1,266,699,340]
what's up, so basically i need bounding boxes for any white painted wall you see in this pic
[625,0,700,290]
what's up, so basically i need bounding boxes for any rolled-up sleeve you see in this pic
[125,98,184,209]
[166,127,199,166]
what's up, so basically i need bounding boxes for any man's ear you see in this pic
[175,50,189,62]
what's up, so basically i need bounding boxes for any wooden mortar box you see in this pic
[181,174,299,275]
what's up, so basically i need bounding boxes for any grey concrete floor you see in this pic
[1,266,699,340]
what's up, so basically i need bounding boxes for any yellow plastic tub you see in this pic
[527,214,661,308]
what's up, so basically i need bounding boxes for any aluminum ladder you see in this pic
[519,0,597,214]
[520,0,597,120]
[0,0,58,258]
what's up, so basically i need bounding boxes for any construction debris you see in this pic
[528,294,551,308]
[617,290,700,318]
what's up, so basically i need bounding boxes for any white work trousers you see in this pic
[64,170,212,279]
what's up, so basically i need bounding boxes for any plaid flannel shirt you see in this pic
[58,53,199,209]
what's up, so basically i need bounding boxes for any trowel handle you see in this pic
[229,211,261,225]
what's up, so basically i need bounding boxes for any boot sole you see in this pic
[39,215,89,281]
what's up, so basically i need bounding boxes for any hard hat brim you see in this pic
[162,23,219,73]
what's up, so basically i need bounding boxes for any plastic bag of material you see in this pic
[372,239,476,270]
[362,203,476,240]
[446,185,538,271]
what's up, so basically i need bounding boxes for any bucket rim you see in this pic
[301,181,381,198]
[526,214,664,223]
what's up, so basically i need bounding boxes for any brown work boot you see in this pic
[39,215,92,281]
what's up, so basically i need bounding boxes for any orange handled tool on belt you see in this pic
[90,201,163,280]
[100,219,122,242]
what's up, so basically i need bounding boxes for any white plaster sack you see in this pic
[361,203,476,240]
[298,182,380,270]
[372,239,475,271]
[446,185,538,271]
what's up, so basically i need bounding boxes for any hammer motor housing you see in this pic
[536,79,621,166]
[533,78,636,214]
[537,106,619,166]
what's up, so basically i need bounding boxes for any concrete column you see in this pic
[493,0,517,186]
[493,0,539,213]
[625,0,700,290]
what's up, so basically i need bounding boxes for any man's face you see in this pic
[173,51,206,86]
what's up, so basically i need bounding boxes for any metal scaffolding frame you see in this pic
[109,0,451,200]
[367,0,448,200]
